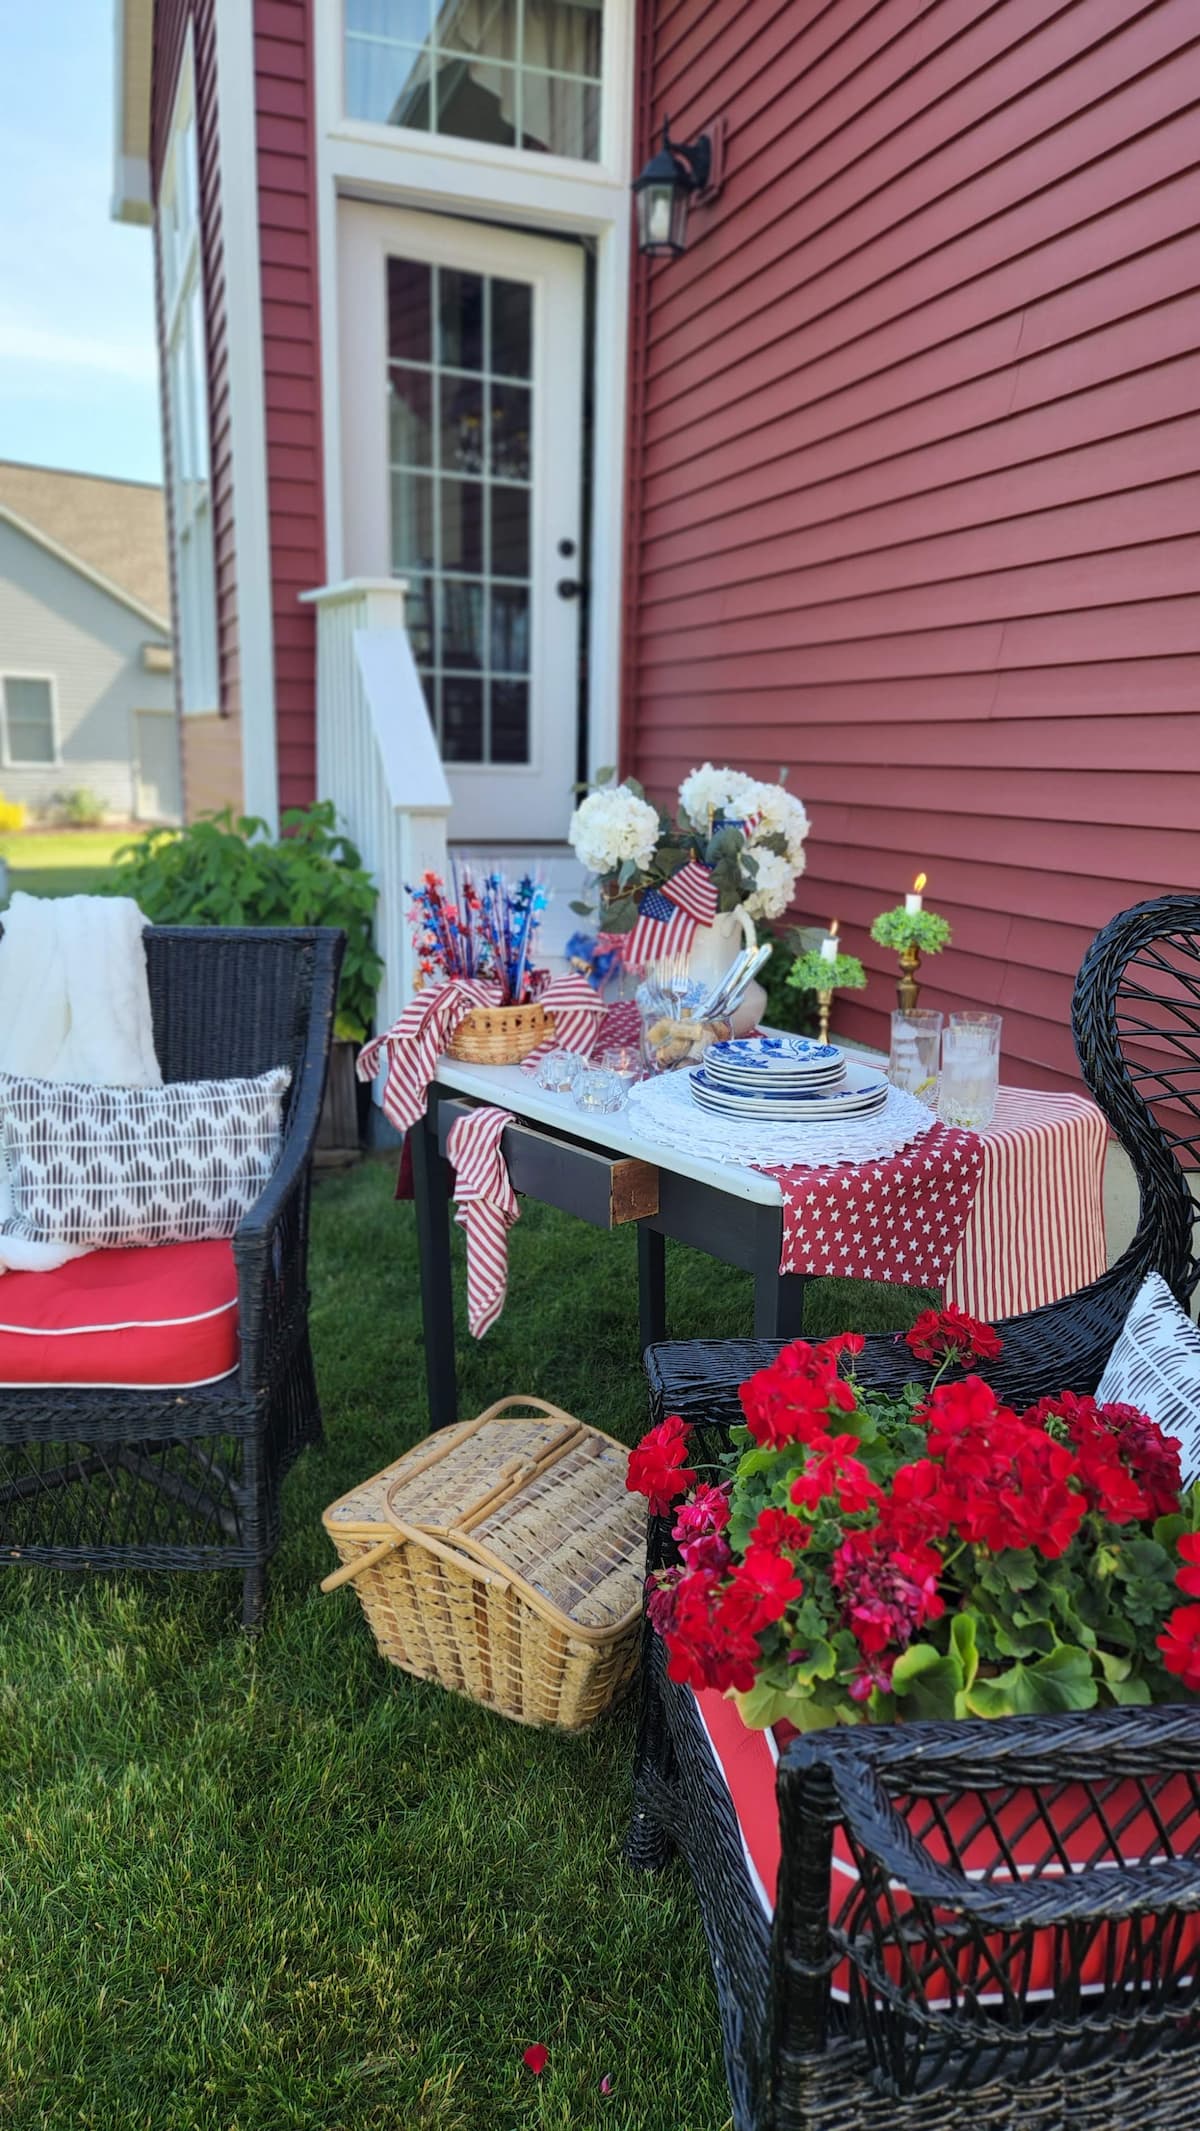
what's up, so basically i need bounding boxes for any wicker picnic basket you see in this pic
[320,1397,646,1731]
[446,1000,551,1064]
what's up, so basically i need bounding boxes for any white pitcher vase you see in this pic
[687,906,767,1035]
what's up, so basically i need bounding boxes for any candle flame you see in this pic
[913,872,927,894]
[829,918,839,937]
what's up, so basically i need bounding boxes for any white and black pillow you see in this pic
[1097,1271,1200,1485]
[0,1067,291,1249]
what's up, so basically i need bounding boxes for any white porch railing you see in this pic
[300,579,450,1044]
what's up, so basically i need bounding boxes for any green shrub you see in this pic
[106,802,384,1041]
[58,787,108,827]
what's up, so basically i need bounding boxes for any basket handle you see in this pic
[469,1394,580,1426]
[320,1536,398,1593]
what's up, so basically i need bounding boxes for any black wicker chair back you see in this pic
[0,923,344,1624]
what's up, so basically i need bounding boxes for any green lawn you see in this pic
[0,1161,933,2131]
[0,828,133,900]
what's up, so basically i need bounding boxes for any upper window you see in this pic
[2,677,56,765]
[345,0,602,161]
[159,41,219,714]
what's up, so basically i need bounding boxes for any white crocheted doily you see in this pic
[626,1070,937,1170]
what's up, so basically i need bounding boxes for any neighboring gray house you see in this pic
[0,462,180,823]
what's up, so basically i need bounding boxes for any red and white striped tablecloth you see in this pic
[943,1088,1109,1322]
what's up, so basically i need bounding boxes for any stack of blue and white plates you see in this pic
[690,1034,889,1121]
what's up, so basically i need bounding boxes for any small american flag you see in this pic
[623,861,719,966]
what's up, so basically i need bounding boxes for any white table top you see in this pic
[434,1037,888,1208]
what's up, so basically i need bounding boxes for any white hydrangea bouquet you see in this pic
[568,763,810,931]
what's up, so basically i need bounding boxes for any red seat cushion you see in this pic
[0,1241,239,1388]
[692,1685,1200,2009]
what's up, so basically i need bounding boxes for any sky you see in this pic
[0,6,162,485]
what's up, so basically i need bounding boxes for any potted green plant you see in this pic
[105,803,383,1153]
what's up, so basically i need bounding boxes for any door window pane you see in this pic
[442,677,484,762]
[488,384,530,479]
[490,484,529,577]
[490,281,531,379]
[388,258,433,364]
[391,472,435,570]
[346,0,603,162]
[389,366,434,467]
[491,680,529,763]
[438,269,484,372]
[388,257,538,765]
[441,373,484,474]
[4,677,55,764]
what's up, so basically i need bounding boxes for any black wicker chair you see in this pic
[629,895,1200,2128]
[0,925,344,1627]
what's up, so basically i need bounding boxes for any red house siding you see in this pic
[151,0,240,744]
[624,0,1200,1090]
[254,0,324,812]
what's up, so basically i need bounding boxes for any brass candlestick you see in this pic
[897,942,922,1013]
[816,989,833,1044]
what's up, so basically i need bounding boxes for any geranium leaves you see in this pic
[966,1645,1098,1718]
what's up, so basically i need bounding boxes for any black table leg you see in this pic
[752,1209,807,1338]
[410,1098,459,1430]
[638,1225,668,1350]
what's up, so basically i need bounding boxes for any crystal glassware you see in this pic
[533,1047,588,1095]
[949,1010,1002,1052]
[572,1066,629,1115]
[888,1009,943,1100]
[600,1043,641,1088]
[937,1022,1000,1130]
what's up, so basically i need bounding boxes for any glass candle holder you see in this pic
[601,1043,641,1088]
[888,1009,943,1100]
[533,1048,587,1095]
[938,1024,1000,1130]
[572,1066,628,1115]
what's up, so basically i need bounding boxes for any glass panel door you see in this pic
[339,203,585,841]
[387,256,533,764]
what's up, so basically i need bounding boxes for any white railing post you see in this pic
[301,578,451,1052]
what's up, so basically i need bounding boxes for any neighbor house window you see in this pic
[345,0,602,160]
[159,39,219,713]
[1,677,56,765]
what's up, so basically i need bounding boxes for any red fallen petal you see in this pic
[523,2045,549,2075]
[600,2074,613,2094]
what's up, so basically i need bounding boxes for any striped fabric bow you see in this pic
[622,861,718,967]
[445,1104,518,1338]
[358,974,606,1133]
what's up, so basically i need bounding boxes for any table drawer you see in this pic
[437,1100,659,1229]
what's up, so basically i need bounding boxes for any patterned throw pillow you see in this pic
[0,1068,291,1249]
[1097,1271,1200,1485]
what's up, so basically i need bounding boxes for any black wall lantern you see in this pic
[633,118,719,258]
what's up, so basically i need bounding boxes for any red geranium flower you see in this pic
[921,1377,1087,1558]
[673,1483,731,1544]
[1158,1603,1200,1692]
[906,1305,1003,1367]
[720,1545,803,1634]
[789,1435,882,1517]
[740,1337,860,1450]
[749,1506,810,1553]
[1176,1531,1200,1599]
[626,1414,696,1515]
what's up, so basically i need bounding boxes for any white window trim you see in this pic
[158,27,220,718]
[1,672,61,769]
[313,0,634,792]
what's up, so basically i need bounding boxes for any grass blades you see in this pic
[0,1158,932,2130]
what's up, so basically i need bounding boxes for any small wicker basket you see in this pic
[320,1397,645,1731]
[446,1000,551,1064]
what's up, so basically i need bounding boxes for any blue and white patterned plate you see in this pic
[704,1035,846,1078]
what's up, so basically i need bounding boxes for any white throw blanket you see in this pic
[0,892,161,1273]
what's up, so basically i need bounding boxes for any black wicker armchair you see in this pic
[630,896,1200,2128]
[0,925,344,1626]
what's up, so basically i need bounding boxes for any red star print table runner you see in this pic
[762,1121,985,1286]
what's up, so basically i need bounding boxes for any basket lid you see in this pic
[323,1402,646,1631]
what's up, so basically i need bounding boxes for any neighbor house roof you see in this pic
[0,461,169,625]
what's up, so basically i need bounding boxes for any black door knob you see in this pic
[556,577,584,600]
